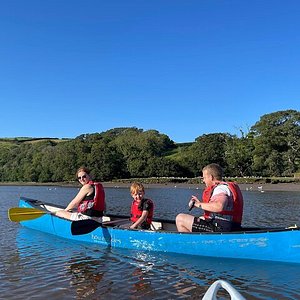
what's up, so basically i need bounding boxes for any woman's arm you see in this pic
[65,184,93,211]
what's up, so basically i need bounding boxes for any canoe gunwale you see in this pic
[19,196,299,235]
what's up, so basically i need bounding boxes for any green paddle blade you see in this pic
[8,207,48,222]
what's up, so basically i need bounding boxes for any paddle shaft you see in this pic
[189,201,195,211]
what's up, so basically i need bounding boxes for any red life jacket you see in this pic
[77,181,105,217]
[202,181,243,224]
[130,198,154,225]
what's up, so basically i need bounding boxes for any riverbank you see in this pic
[103,182,300,192]
[1,181,300,192]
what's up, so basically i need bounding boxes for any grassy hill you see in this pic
[164,142,192,161]
[0,137,70,144]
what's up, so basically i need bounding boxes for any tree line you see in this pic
[0,110,299,183]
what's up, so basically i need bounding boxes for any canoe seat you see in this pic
[151,221,162,231]
[103,216,111,222]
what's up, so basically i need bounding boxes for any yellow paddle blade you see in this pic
[8,207,48,222]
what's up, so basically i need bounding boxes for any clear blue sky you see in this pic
[1,1,300,143]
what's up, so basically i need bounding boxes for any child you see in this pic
[130,182,154,229]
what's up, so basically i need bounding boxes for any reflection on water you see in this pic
[1,186,300,299]
[66,256,105,299]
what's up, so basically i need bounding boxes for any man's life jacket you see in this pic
[77,181,105,217]
[130,198,154,225]
[202,181,243,224]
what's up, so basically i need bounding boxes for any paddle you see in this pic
[71,219,102,235]
[71,218,130,235]
[8,207,51,222]
[189,201,195,211]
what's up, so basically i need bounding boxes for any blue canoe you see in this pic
[15,197,300,264]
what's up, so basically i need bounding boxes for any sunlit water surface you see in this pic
[1,185,300,299]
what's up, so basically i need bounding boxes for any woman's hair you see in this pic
[76,167,90,178]
[130,182,145,194]
[202,163,223,180]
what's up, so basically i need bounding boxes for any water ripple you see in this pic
[2,186,300,299]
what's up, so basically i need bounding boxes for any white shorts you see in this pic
[70,212,102,223]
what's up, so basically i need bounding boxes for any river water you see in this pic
[1,185,300,299]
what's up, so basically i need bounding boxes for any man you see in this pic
[176,163,243,232]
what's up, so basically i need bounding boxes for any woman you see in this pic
[55,167,105,222]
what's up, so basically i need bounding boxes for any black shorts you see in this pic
[135,222,151,230]
[192,217,231,232]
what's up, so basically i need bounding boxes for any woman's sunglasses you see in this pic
[77,174,87,180]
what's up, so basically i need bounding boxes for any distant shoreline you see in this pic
[1,181,300,192]
[103,182,300,192]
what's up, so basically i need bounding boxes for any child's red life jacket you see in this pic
[130,198,154,225]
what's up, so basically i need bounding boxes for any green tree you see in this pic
[250,110,300,176]
[182,133,230,176]
[112,127,175,177]
[225,134,254,177]
[87,140,128,181]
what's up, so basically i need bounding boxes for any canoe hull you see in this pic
[18,197,300,264]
